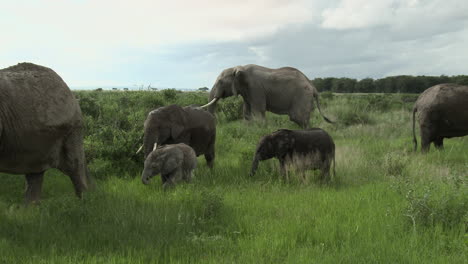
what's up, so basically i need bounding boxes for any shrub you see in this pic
[217,97,244,122]
[383,152,409,177]
[400,175,467,231]
[162,89,178,101]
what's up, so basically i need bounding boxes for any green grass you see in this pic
[0,91,466,263]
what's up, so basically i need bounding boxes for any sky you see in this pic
[1,0,467,89]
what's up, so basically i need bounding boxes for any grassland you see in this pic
[0,90,466,263]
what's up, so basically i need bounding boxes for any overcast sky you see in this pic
[1,0,467,89]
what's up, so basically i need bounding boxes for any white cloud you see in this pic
[0,0,467,87]
[321,0,468,31]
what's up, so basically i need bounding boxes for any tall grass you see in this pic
[0,91,466,263]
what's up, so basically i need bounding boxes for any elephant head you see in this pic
[201,66,244,113]
[250,129,295,176]
[141,143,161,184]
[142,105,187,158]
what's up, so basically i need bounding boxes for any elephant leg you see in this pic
[243,103,252,120]
[205,152,215,169]
[289,98,311,128]
[162,172,177,190]
[434,137,444,150]
[25,172,45,204]
[249,100,266,121]
[279,159,289,182]
[319,165,331,183]
[58,131,88,198]
[420,126,433,153]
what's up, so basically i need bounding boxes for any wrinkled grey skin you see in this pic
[0,63,89,203]
[207,64,332,128]
[250,128,335,182]
[412,83,468,152]
[143,105,216,168]
[142,143,197,188]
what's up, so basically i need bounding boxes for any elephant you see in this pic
[141,143,197,188]
[250,128,335,182]
[137,104,216,167]
[201,64,333,128]
[0,62,89,203]
[412,83,468,152]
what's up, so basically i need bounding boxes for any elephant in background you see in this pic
[202,64,333,128]
[412,83,468,152]
[137,105,216,167]
[141,143,197,188]
[0,62,90,203]
[250,128,335,182]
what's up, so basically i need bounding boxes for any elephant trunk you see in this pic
[143,131,158,159]
[141,169,151,185]
[314,93,334,123]
[250,154,260,176]
[206,90,219,114]
[412,107,417,151]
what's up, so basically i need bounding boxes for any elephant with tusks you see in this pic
[201,64,333,128]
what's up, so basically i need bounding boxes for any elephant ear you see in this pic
[171,124,184,139]
[231,66,246,97]
[276,130,295,157]
[169,106,188,139]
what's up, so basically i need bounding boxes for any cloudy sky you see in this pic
[1,0,467,89]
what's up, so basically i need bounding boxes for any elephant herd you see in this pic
[0,62,467,203]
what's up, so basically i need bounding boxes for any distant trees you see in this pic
[198,87,209,92]
[311,75,468,93]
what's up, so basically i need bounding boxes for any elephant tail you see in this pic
[412,107,417,152]
[314,94,334,123]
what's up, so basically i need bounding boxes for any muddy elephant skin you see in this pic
[203,64,333,128]
[250,128,335,182]
[0,62,89,203]
[142,104,216,168]
[141,143,197,188]
[412,83,468,152]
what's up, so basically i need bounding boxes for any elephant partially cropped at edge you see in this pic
[202,64,333,128]
[412,83,468,152]
[0,62,90,203]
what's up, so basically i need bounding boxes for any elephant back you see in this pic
[0,63,81,129]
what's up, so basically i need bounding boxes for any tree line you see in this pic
[311,75,468,93]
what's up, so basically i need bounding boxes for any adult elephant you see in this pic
[0,62,90,203]
[137,105,216,167]
[412,83,468,152]
[201,64,333,128]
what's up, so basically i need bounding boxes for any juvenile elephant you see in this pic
[141,143,197,188]
[202,64,333,128]
[250,128,335,182]
[412,83,468,152]
[0,63,89,203]
[137,105,216,167]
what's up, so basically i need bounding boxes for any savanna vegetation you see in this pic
[0,90,466,263]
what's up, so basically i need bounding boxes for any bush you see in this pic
[217,97,244,122]
[397,174,467,231]
[162,89,178,101]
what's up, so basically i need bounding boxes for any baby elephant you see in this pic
[141,143,197,188]
[250,128,335,182]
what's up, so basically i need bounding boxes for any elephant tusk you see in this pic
[200,97,219,108]
[153,143,158,151]
[136,144,143,154]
